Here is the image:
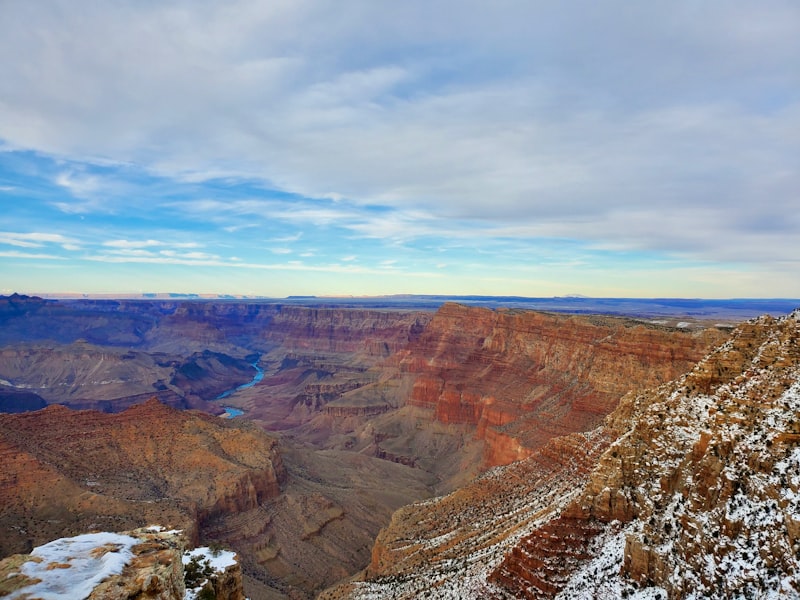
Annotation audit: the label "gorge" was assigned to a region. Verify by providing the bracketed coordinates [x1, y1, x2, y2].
[0, 294, 797, 599]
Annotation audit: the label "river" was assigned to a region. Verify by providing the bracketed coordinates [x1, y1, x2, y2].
[215, 358, 263, 417]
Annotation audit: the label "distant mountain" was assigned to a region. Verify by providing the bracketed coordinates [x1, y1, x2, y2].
[9, 293, 800, 320]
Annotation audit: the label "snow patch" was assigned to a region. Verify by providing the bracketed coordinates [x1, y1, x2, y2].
[8, 532, 139, 600]
[182, 546, 237, 571]
[182, 546, 238, 600]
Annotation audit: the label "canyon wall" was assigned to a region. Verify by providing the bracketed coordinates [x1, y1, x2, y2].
[0, 398, 284, 558]
[490, 309, 800, 598]
[262, 306, 430, 358]
[2, 296, 757, 599]
[397, 303, 727, 466]
[326, 309, 800, 599]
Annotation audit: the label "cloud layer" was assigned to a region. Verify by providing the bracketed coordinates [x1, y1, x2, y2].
[1, 1, 799, 296]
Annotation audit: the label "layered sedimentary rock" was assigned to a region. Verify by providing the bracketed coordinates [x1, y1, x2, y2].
[0, 398, 283, 558]
[319, 430, 611, 600]
[231, 309, 430, 431]
[262, 306, 430, 357]
[491, 309, 800, 598]
[202, 444, 437, 599]
[0, 344, 257, 413]
[2, 297, 760, 599]
[327, 309, 800, 599]
[398, 303, 727, 467]
[0, 296, 431, 359]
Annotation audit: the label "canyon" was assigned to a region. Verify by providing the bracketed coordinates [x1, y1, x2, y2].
[324, 309, 800, 599]
[1, 294, 793, 598]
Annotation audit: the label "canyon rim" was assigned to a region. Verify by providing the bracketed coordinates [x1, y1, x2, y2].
[1, 295, 799, 599]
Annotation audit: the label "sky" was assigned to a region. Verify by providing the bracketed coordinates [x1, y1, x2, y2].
[1, 1, 799, 299]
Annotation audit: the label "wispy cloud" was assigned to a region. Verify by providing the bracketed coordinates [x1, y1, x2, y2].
[271, 232, 303, 243]
[104, 239, 163, 249]
[104, 239, 201, 249]
[0, 232, 79, 248]
[0, 250, 65, 260]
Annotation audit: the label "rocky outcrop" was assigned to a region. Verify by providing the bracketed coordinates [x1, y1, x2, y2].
[0, 344, 256, 410]
[490, 309, 800, 599]
[0, 398, 284, 558]
[0, 343, 176, 403]
[320, 429, 610, 599]
[0, 527, 245, 600]
[397, 303, 727, 467]
[168, 350, 257, 401]
[324, 308, 800, 599]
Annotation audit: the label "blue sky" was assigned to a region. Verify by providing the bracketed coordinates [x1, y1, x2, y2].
[1, 1, 799, 298]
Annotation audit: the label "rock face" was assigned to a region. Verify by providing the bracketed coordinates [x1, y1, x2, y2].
[0, 297, 752, 599]
[397, 303, 727, 467]
[324, 308, 800, 599]
[0, 527, 245, 600]
[0, 398, 284, 558]
[319, 430, 612, 600]
[491, 309, 800, 599]
[0, 344, 258, 413]
[262, 306, 430, 357]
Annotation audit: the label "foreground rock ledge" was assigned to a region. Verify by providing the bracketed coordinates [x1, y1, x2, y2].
[0, 526, 245, 600]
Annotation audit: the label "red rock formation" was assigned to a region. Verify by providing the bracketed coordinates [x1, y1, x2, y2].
[319, 430, 611, 600]
[0, 398, 284, 558]
[325, 310, 800, 600]
[491, 310, 800, 599]
[262, 306, 430, 357]
[397, 303, 727, 467]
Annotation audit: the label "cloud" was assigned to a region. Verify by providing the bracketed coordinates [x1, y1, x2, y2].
[0, 232, 79, 248]
[271, 232, 303, 243]
[104, 239, 163, 249]
[0, 250, 65, 260]
[55, 171, 101, 198]
[1, 1, 799, 293]
[104, 239, 202, 249]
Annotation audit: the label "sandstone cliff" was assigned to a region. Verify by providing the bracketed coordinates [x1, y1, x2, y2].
[396, 303, 727, 467]
[262, 306, 430, 358]
[491, 308, 800, 598]
[319, 429, 612, 599]
[0, 399, 284, 558]
[324, 308, 800, 599]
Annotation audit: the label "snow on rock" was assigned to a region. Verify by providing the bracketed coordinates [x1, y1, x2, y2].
[7, 532, 139, 600]
[183, 546, 238, 571]
[552, 308, 800, 598]
[182, 546, 240, 600]
[325, 308, 800, 600]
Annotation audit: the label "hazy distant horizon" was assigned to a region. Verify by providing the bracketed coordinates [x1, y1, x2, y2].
[2, 2, 798, 298]
[6, 291, 798, 323]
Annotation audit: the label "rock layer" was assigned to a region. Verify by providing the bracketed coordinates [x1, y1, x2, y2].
[491, 309, 800, 598]
[0, 527, 246, 600]
[325, 309, 800, 599]
[398, 303, 727, 467]
[0, 399, 283, 558]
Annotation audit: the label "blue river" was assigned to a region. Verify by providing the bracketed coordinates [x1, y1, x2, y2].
[215, 358, 264, 417]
